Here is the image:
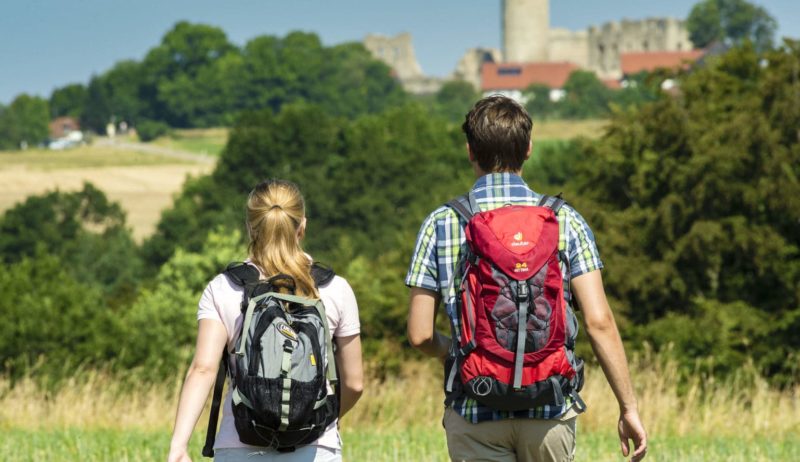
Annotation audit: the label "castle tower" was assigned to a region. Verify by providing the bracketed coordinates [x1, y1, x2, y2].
[503, 0, 550, 62]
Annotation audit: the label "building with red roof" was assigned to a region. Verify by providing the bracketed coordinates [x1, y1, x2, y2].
[481, 61, 579, 101]
[620, 50, 705, 76]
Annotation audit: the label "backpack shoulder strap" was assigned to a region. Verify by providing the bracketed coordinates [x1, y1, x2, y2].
[311, 262, 335, 287]
[537, 193, 566, 215]
[223, 261, 260, 287]
[202, 350, 228, 458]
[446, 192, 480, 222]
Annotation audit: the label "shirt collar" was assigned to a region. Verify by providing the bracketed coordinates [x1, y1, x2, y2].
[471, 172, 528, 191]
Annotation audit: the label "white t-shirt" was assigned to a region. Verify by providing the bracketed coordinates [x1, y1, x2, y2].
[197, 261, 361, 451]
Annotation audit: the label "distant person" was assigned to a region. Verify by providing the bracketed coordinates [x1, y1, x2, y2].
[169, 179, 363, 462]
[406, 96, 647, 462]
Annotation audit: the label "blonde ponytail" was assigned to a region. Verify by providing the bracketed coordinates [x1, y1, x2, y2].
[246, 179, 318, 298]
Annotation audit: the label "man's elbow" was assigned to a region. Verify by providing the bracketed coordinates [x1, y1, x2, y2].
[584, 312, 617, 335]
[407, 328, 433, 349]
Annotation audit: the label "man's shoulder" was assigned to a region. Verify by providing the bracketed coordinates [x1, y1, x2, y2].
[421, 203, 460, 226]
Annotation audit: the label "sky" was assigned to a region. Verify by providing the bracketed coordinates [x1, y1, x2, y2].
[1, 0, 797, 104]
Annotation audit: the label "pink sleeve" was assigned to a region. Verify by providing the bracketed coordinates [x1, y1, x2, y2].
[330, 277, 361, 338]
[197, 280, 223, 323]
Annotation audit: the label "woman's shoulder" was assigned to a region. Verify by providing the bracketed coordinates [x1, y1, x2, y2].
[319, 274, 356, 303]
[204, 270, 245, 298]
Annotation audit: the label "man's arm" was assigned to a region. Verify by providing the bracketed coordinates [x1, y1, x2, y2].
[571, 270, 648, 462]
[407, 287, 451, 359]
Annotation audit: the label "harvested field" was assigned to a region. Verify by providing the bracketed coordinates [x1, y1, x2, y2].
[0, 144, 213, 242]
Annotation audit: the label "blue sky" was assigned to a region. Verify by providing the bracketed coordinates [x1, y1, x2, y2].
[1, 0, 797, 103]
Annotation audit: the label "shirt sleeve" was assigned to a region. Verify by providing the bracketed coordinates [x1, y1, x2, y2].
[404, 212, 440, 291]
[565, 207, 604, 278]
[329, 277, 361, 338]
[197, 279, 223, 323]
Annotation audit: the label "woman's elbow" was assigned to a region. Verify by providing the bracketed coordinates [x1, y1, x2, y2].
[344, 379, 364, 398]
[188, 360, 219, 377]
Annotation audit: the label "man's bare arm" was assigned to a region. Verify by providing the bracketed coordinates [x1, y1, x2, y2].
[572, 270, 647, 461]
[407, 287, 451, 359]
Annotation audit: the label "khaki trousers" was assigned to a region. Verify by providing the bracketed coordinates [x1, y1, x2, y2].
[443, 406, 579, 462]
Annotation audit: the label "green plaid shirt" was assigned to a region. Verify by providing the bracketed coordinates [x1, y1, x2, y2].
[405, 173, 603, 423]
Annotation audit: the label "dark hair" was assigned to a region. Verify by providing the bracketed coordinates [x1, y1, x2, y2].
[461, 95, 533, 173]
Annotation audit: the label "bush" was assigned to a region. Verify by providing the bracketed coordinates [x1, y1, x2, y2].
[136, 120, 171, 142]
[0, 253, 118, 380]
[118, 229, 244, 379]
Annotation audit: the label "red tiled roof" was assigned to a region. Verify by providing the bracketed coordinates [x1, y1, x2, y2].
[49, 116, 80, 139]
[621, 50, 704, 75]
[481, 61, 579, 91]
[602, 78, 622, 90]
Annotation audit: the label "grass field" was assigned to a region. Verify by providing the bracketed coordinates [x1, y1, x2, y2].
[150, 128, 229, 156]
[2, 356, 797, 461]
[0, 144, 213, 241]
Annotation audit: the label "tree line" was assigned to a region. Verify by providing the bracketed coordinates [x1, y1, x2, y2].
[1, 38, 797, 385]
[0, 0, 779, 149]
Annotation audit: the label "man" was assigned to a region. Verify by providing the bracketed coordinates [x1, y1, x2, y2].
[405, 95, 647, 462]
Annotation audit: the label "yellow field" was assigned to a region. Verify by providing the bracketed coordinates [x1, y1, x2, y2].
[533, 119, 608, 141]
[0, 144, 213, 241]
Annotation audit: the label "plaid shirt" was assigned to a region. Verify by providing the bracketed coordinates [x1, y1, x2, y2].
[405, 173, 603, 423]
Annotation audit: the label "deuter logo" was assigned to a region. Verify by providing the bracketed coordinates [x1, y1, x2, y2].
[514, 262, 529, 273]
[510, 231, 530, 247]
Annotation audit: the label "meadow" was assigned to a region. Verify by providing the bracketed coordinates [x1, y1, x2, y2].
[2, 353, 797, 461]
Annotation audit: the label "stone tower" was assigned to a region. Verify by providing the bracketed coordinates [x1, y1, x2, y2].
[503, 0, 550, 62]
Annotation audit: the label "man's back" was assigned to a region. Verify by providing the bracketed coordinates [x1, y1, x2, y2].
[405, 95, 647, 462]
[406, 172, 602, 423]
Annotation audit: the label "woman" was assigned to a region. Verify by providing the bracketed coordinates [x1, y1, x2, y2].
[168, 179, 364, 462]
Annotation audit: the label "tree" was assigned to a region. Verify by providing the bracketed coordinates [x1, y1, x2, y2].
[687, 0, 777, 51]
[0, 183, 142, 296]
[119, 229, 244, 379]
[82, 61, 148, 132]
[432, 80, 480, 123]
[523, 84, 557, 119]
[560, 71, 613, 119]
[572, 41, 800, 381]
[49, 83, 88, 119]
[0, 253, 117, 379]
[0, 94, 50, 149]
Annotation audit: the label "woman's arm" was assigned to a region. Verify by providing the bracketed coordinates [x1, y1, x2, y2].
[168, 319, 228, 462]
[333, 333, 363, 417]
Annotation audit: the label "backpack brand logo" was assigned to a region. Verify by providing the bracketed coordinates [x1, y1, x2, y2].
[276, 322, 298, 341]
[511, 231, 530, 247]
[514, 262, 529, 273]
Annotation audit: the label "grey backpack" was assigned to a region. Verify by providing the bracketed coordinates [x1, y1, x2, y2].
[203, 262, 338, 457]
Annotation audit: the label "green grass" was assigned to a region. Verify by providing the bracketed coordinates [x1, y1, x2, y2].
[3, 427, 797, 461]
[151, 128, 228, 156]
[0, 145, 193, 170]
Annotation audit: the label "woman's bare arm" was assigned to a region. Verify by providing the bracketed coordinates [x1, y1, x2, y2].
[334, 333, 363, 417]
[168, 319, 228, 462]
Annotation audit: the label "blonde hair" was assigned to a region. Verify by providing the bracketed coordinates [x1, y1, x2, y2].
[246, 179, 318, 298]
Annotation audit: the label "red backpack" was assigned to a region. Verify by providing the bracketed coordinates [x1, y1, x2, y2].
[445, 193, 585, 411]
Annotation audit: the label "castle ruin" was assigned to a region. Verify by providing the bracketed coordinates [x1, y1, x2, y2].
[364, 0, 696, 94]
